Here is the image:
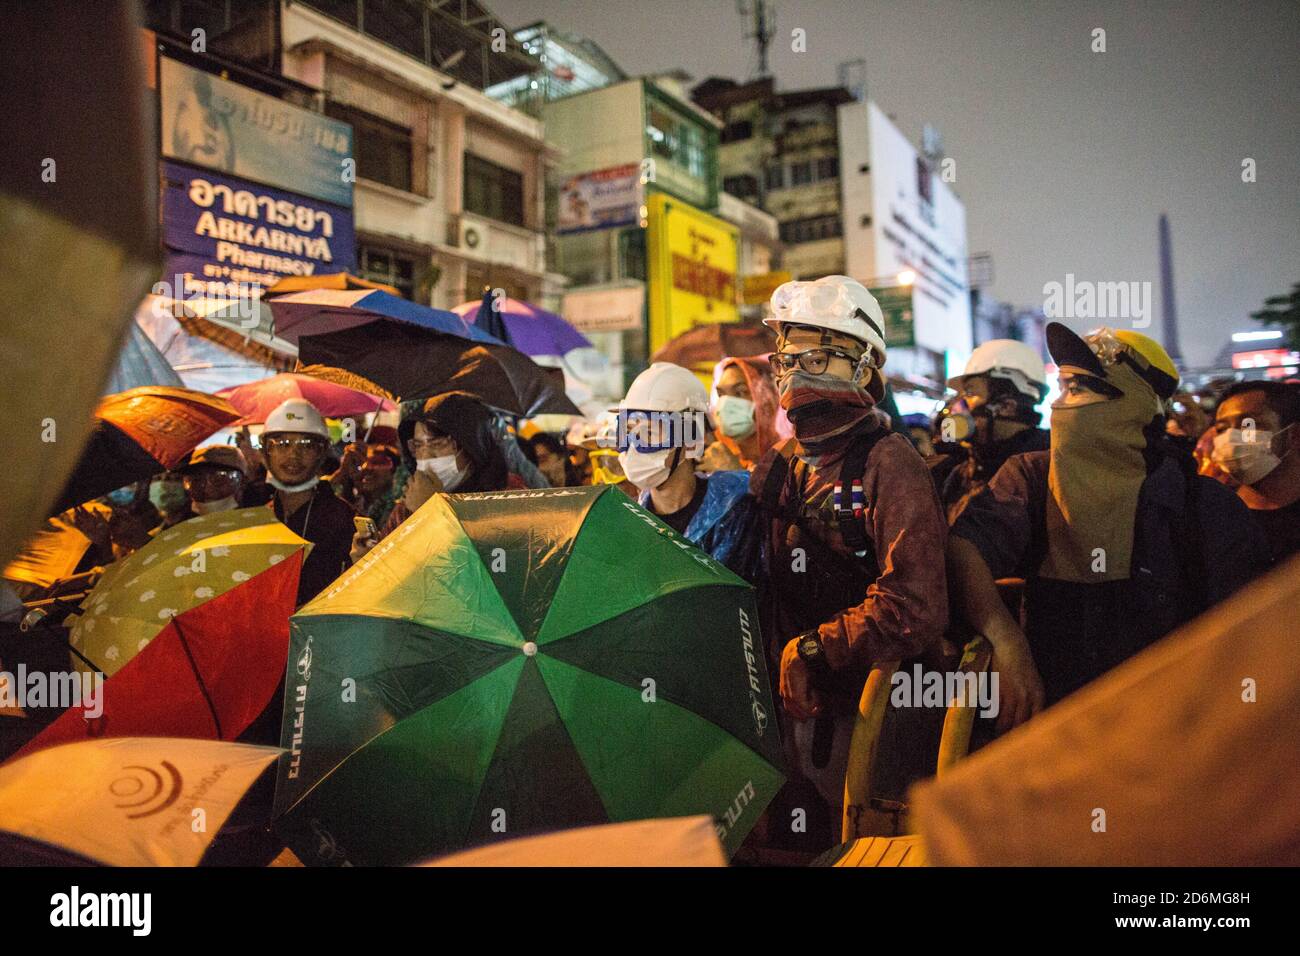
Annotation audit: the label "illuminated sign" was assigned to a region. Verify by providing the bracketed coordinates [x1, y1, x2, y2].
[645, 193, 739, 350]
[1232, 348, 1300, 370]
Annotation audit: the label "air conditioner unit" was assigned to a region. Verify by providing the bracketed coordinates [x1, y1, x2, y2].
[459, 217, 484, 253]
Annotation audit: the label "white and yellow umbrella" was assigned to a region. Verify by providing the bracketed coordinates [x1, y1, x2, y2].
[70, 508, 308, 678]
[0, 737, 280, 866]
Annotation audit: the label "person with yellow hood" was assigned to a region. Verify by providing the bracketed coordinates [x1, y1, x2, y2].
[946, 323, 1267, 730]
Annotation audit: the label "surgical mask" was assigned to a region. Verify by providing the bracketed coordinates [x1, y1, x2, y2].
[267, 474, 320, 494]
[105, 486, 136, 507]
[715, 395, 756, 439]
[619, 447, 675, 490]
[149, 480, 187, 513]
[417, 455, 466, 492]
[1212, 427, 1288, 485]
[192, 495, 238, 515]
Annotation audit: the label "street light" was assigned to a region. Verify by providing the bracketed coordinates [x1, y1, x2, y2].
[896, 269, 917, 286]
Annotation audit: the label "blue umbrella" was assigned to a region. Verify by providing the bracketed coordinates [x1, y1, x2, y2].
[104, 321, 184, 394]
[266, 289, 502, 346]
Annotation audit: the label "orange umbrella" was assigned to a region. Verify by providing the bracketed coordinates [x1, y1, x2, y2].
[267, 273, 400, 297]
[50, 387, 238, 514]
[650, 320, 776, 373]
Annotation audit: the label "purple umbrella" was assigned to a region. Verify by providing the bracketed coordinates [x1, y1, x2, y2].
[451, 297, 592, 358]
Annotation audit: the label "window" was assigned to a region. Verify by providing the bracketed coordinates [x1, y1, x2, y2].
[790, 161, 813, 186]
[464, 153, 525, 227]
[917, 156, 935, 206]
[359, 246, 416, 300]
[721, 120, 753, 143]
[325, 102, 412, 192]
[646, 104, 706, 179]
[618, 229, 646, 281]
[817, 156, 838, 180]
[765, 164, 784, 190]
[723, 174, 758, 199]
[779, 215, 843, 244]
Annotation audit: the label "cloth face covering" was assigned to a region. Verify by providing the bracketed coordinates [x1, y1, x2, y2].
[777, 369, 878, 459]
[1041, 360, 1160, 583]
[1212, 426, 1289, 486]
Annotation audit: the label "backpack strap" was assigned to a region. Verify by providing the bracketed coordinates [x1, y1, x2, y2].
[758, 437, 801, 516]
[832, 427, 889, 557]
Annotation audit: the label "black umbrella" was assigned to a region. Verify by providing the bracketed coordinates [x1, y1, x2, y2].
[297, 322, 580, 418]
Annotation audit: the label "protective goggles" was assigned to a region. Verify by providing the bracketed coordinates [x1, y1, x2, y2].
[588, 448, 626, 484]
[615, 408, 707, 453]
[263, 435, 327, 453]
[1084, 329, 1177, 400]
[181, 468, 242, 487]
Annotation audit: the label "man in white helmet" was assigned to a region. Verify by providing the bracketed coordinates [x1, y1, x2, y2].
[615, 362, 761, 578]
[262, 398, 356, 607]
[931, 339, 1051, 524]
[751, 275, 949, 840]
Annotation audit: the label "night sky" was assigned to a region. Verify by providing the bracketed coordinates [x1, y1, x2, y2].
[489, 0, 1300, 366]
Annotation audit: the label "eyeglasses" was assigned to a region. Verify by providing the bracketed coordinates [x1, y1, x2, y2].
[769, 347, 864, 376]
[408, 432, 453, 451]
[263, 436, 325, 453]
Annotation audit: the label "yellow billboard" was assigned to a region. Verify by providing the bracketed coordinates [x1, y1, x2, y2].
[645, 192, 740, 352]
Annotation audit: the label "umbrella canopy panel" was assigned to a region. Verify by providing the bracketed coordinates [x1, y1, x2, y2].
[50, 387, 239, 514]
[0, 737, 280, 867]
[276, 485, 783, 864]
[217, 372, 394, 425]
[69, 507, 309, 679]
[297, 321, 580, 417]
[451, 297, 592, 358]
[268, 289, 498, 346]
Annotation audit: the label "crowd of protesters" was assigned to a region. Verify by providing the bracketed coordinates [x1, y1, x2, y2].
[3, 274, 1297, 858]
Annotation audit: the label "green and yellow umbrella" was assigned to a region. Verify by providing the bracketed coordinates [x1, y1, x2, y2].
[70, 508, 309, 678]
[274, 485, 784, 865]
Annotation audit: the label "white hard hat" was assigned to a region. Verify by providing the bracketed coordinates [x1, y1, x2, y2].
[947, 339, 1048, 401]
[264, 398, 330, 438]
[763, 275, 888, 368]
[618, 363, 709, 414]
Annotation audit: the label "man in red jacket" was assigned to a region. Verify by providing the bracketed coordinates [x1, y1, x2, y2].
[752, 276, 949, 836]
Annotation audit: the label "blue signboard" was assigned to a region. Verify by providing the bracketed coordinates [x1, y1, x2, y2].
[161, 160, 355, 299]
[160, 56, 353, 208]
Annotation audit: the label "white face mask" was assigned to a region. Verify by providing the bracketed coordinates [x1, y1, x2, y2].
[192, 495, 238, 515]
[715, 394, 757, 439]
[1212, 426, 1289, 485]
[619, 447, 675, 490]
[267, 474, 320, 494]
[417, 455, 466, 492]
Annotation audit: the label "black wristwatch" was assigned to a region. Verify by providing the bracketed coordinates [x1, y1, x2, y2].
[795, 630, 832, 683]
